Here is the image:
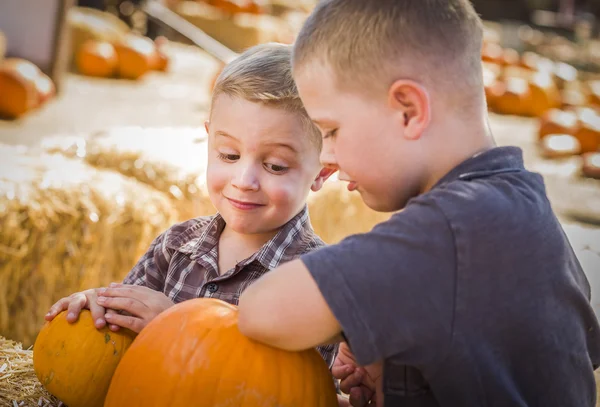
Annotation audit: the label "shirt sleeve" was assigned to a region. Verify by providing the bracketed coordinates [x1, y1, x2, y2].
[122, 230, 172, 291]
[301, 198, 456, 367]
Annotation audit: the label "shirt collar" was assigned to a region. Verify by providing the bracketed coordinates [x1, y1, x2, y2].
[179, 205, 316, 269]
[433, 146, 525, 189]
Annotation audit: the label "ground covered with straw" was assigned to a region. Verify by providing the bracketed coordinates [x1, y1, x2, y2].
[0, 337, 61, 407]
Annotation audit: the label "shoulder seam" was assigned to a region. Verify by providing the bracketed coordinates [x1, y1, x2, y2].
[427, 198, 459, 376]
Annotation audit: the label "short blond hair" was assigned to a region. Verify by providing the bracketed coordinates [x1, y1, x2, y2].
[212, 43, 321, 148]
[293, 0, 485, 107]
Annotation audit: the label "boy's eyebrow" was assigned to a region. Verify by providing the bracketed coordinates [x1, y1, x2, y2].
[262, 141, 298, 154]
[215, 130, 238, 140]
[311, 118, 337, 127]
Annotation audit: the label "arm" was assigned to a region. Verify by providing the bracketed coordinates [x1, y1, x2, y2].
[238, 259, 342, 350]
[238, 198, 456, 367]
[45, 231, 170, 328]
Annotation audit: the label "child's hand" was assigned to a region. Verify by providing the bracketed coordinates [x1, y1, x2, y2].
[332, 342, 383, 406]
[96, 283, 174, 333]
[45, 288, 115, 329]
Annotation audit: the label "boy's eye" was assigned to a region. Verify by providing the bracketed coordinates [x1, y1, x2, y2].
[218, 153, 240, 162]
[324, 128, 338, 139]
[264, 163, 289, 174]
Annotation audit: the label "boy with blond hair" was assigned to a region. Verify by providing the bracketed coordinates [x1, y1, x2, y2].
[46, 43, 338, 367]
[238, 1, 600, 406]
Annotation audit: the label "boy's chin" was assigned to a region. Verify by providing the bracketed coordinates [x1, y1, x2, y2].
[361, 190, 412, 213]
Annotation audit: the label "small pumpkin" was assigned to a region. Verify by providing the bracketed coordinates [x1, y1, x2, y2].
[114, 34, 156, 80]
[538, 109, 578, 140]
[208, 0, 263, 15]
[76, 40, 118, 78]
[152, 36, 170, 72]
[574, 108, 600, 153]
[0, 58, 40, 118]
[539, 134, 581, 159]
[34, 72, 56, 106]
[33, 310, 136, 407]
[104, 298, 338, 407]
[493, 77, 533, 116]
[527, 72, 561, 117]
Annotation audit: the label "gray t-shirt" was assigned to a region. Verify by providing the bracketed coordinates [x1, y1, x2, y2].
[302, 146, 600, 406]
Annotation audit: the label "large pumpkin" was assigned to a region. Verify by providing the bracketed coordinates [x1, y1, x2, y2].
[0, 58, 40, 118]
[33, 310, 136, 407]
[105, 298, 338, 407]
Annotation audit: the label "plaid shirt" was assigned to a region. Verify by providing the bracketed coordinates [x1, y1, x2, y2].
[123, 205, 338, 368]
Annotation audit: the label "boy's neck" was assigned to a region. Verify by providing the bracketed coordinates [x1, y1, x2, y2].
[218, 224, 280, 266]
[421, 110, 495, 193]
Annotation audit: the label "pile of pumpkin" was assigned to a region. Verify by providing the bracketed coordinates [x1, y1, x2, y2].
[76, 35, 169, 80]
[0, 58, 56, 119]
[481, 38, 600, 180]
[69, 7, 170, 80]
[31, 298, 337, 407]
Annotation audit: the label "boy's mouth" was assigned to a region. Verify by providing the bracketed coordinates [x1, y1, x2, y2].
[347, 181, 358, 192]
[226, 197, 265, 210]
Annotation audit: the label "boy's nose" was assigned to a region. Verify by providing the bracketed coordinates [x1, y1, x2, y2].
[231, 165, 260, 191]
[319, 144, 338, 169]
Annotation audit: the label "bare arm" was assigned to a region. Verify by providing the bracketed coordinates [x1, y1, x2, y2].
[238, 259, 342, 350]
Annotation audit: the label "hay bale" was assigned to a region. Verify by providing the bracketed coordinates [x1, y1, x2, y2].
[0, 144, 177, 347]
[41, 126, 215, 221]
[0, 337, 60, 407]
[308, 176, 393, 244]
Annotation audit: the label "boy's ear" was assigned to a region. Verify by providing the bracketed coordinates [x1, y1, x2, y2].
[387, 79, 431, 141]
[311, 167, 336, 192]
[204, 120, 210, 134]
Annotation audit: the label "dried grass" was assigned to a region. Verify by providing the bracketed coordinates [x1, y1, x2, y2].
[41, 126, 215, 221]
[0, 144, 177, 347]
[0, 337, 60, 407]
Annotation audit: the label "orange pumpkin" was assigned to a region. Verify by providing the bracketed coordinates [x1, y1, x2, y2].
[539, 134, 581, 158]
[527, 72, 561, 117]
[493, 77, 533, 116]
[538, 108, 578, 140]
[481, 42, 503, 65]
[0, 58, 40, 118]
[588, 80, 600, 107]
[152, 36, 170, 72]
[582, 152, 600, 179]
[209, 0, 263, 15]
[105, 298, 338, 407]
[76, 40, 118, 78]
[574, 108, 600, 153]
[114, 35, 156, 80]
[34, 72, 56, 106]
[33, 310, 136, 407]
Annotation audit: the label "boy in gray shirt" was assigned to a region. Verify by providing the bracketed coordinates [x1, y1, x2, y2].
[237, 1, 600, 406]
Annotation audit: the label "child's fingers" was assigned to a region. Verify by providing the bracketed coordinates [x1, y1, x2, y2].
[348, 386, 369, 407]
[340, 369, 365, 394]
[65, 293, 87, 323]
[87, 293, 107, 329]
[97, 296, 148, 318]
[332, 364, 356, 380]
[45, 297, 70, 320]
[104, 312, 145, 333]
[106, 309, 121, 332]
